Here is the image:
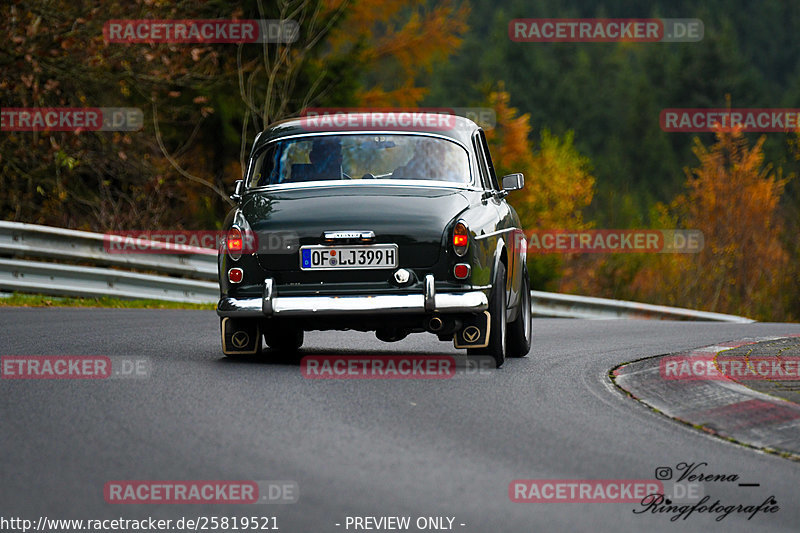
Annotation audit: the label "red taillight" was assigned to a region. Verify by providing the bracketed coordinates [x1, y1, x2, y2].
[227, 227, 243, 260]
[228, 267, 243, 283]
[453, 263, 470, 279]
[453, 221, 469, 256]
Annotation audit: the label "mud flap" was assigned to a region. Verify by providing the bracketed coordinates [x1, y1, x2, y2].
[221, 317, 262, 355]
[453, 311, 490, 349]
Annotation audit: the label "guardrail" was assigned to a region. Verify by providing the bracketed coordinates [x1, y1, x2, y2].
[0, 221, 755, 321]
[530, 291, 753, 323]
[0, 221, 217, 304]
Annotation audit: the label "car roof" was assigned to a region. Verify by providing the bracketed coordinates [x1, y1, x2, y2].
[252, 112, 481, 152]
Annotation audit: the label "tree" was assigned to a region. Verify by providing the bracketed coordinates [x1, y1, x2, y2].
[483, 85, 595, 289]
[325, 0, 470, 106]
[622, 128, 792, 320]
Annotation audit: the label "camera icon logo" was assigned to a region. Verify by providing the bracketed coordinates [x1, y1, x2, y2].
[655, 467, 673, 480]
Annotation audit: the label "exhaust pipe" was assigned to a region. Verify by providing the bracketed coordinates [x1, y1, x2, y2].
[428, 316, 444, 332]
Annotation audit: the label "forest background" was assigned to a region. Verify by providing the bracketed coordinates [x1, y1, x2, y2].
[2, 0, 799, 320]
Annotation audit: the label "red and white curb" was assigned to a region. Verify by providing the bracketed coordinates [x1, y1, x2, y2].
[612, 336, 800, 459]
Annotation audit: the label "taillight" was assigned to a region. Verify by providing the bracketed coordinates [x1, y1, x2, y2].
[227, 227, 243, 260]
[453, 263, 470, 279]
[453, 221, 469, 256]
[228, 267, 243, 283]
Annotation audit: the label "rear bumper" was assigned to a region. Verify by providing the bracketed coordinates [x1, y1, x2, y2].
[217, 275, 488, 318]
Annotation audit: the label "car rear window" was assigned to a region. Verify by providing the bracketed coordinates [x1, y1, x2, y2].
[247, 134, 471, 187]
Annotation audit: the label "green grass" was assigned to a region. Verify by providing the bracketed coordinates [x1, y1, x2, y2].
[0, 292, 215, 310]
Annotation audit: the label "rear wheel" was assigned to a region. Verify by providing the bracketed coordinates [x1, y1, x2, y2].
[507, 264, 532, 357]
[469, 262, 506, 368]
[264, 325, 304, 352]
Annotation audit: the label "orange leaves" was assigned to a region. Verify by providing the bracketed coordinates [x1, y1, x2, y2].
[356, 85, 429, 108]
[485, 85, 595, 232]
[370, 3, 469, 74]
[486, 89, 534, 172]
[672, 130, 789, 317]
[619, 129, 792, 319]
[326, 0, 470, 106]
[560, 126, 794, 321]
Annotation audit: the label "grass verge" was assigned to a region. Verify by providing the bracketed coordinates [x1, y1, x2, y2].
[0, 292, 215, 310]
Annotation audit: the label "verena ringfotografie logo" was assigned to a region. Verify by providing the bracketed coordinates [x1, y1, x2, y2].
[1, 108, 143, 132]
[301, 355, 458, 379]
[510, 480, 664, 503]
[660, 355, 800, 381]
[661, 109, 800, 132]
[509, 19, 703, 43]
[511, 464, 778, 521]
[103, 19, 298, 44]
[299, 108, 496, 131]
[104, 480, 298, 504]
[1, 356, 150, 379]
[520, 230, 703, 254]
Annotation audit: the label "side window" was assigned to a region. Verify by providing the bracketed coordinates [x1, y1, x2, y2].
[477, 130, 500, 190]
[472, 133, 492, 190]
[247, 144, 282, 187]
[246, 150, 267, 188]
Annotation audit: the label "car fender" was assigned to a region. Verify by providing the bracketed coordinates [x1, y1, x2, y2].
[490, 237, 508, 304]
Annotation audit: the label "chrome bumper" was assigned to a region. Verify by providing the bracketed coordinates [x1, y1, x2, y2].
[217, 275, 488, 318]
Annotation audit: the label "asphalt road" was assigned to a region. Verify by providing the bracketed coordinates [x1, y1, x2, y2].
[2, 308, 800, 532]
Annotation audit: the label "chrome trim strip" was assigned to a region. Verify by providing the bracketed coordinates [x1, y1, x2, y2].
[256, 130, 471, 152]
[216, 291, 488, 317]
[323, 230, 375, 241]
[474, 227, 518, 240]
[245, 180, 480, 193]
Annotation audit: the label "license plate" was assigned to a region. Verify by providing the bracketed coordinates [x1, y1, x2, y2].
[300, 244, 398, 270]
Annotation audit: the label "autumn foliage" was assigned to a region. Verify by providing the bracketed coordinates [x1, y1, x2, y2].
[672, 130, 790, 317]
[2, 1, 799, 321]
[564, 128, 793, 321]
[325, 0, 470, 106]
[0, 0, 469, 230]
[485, 86, 595, 231]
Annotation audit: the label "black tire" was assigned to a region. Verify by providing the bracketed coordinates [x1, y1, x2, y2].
[264, 325, 304, 352]
[469, 262, 507, 368]
[507, 264, 532, 357]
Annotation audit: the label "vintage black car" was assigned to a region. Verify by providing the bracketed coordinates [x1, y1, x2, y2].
[216, 112, 531, 367]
